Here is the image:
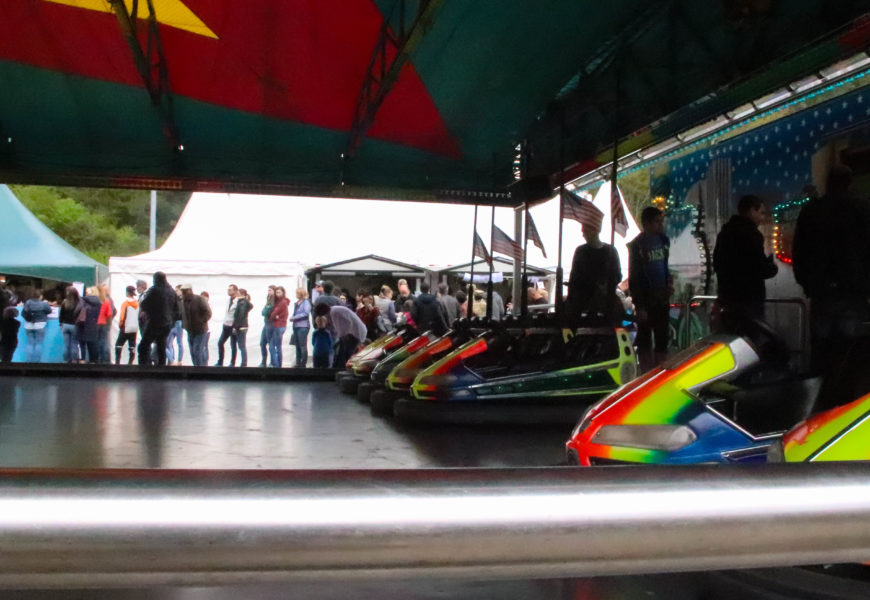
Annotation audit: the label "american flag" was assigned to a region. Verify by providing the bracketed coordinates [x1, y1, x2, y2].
[472, 230, 492, 267]
[492, 225, 523, 261]
[611, 183, 629, 237]
[562, 190, 603, 231]
[525, 211, 547, 258]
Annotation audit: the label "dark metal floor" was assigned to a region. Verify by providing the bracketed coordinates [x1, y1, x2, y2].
[0, 377, 851, 599]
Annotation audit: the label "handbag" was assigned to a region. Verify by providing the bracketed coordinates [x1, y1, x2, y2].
[289, 330, 297, 345]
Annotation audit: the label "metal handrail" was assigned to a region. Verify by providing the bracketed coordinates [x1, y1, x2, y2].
[0, 465, 869, 587]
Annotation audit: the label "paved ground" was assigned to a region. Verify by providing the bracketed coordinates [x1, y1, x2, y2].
[0, 376, 850, 599]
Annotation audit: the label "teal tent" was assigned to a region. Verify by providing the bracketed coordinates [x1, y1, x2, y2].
[0, 185, 108, 286]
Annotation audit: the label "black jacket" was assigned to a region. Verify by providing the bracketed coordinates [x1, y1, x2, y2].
[793, 193, 870, 300]
[411, 293, 448, 336]
[713, 215, 778, 305]
[232, 298, 253, 329]
[567, 243, 622, 325]
[140, 283, 179, 331]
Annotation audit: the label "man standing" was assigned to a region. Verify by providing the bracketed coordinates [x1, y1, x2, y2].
[394, 278, 412, 314]
[411, 282, 449, 335]
[713, 195, 778, 324]
[793, 165, 870, 374]
[136, 279, 148, 301]
[137, 272, 178, 366]
[180, 284, 212, 366]
[628, 207, 672, 369]
[569, 223, 621, 328]
[311, 281, 324, 304]
[437, 282, 459, 324]
[214, 283, 239, 366]
[314, 280, 340, 309]
[375, 285, 398, 329]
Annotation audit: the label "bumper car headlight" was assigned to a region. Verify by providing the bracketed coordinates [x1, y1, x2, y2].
[766, 439, 785, 463]
[592, 424, 697, 451]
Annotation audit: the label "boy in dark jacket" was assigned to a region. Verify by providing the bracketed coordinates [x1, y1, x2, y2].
[0, 307, 21, 362]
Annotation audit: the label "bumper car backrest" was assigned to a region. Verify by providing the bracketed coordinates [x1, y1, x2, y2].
[720, 310, 790, 368]
[813, 334, 870, 413]
[730, 375, 823, 436]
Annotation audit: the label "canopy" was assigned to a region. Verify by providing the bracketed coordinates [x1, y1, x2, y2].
[0, 184, 108, 285]
[2, 1, 869, 198]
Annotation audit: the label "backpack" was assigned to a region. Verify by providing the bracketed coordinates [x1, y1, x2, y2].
[124, 305, 139, 334]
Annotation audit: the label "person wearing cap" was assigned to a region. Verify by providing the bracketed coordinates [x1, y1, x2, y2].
[180, 284, 211, 367]
[114, 285, 139, 364]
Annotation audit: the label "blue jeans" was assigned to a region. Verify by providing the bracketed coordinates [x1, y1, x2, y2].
[292, 327, 309, 367]
[259, 323, 273, 366]
[165, 320, 183, 363]
[61, 323, 79, 363]
[188, 332, 208, 366]
[230, 328, 248, 366]
[25, 327, 46, 362]
[97, 324, 110, 364]
[269, 326, 285, 367]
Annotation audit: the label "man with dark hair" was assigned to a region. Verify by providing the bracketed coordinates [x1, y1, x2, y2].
[437, 282, 460, 324]
[713, 194, 778, 323]
[137, 271, 179, 366]
[314, 280, 339, 308]
[411, 281, 449, 335]
[793, 165, 870, 373]
[180, 284, 212, 367]
[214, 283, 239, 366]
[628, 207, 671, 369]
[569, 222, 622, 328]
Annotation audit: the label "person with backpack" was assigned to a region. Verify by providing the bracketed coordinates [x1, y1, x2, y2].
[114, 285, 139, 365]
[374, 285, 397, 332]
[58, 286, 81, 363]
[21, 289, 52, 363]
[290, 287, 312, 368]
[137, 272, 179, 367]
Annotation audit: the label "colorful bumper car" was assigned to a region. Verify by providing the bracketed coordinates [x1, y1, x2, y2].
[356, 330, 441, 403]
[565, 316, 829, 465]
[336, 325, 418, 394]
[393, 314, 637, 424]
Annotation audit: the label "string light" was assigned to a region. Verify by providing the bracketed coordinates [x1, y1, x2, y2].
[771, 196, 811, 264]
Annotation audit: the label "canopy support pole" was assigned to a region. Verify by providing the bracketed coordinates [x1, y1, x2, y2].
[346, 0, 444, 157]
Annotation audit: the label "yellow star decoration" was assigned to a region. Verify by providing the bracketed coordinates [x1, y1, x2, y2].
[44, 0, 218, 39]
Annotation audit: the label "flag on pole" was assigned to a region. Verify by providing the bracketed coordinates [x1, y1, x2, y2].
[492, 225, 523, 261]
[562, 190, 603, 231]
[524, 211, 547, 259]
[473, 230, 492, 267]
[611, 182, 629, 237]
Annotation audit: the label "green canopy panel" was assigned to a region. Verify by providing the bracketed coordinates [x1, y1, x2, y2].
[0, 1, 869, 198]
[0, 185, 108, 286]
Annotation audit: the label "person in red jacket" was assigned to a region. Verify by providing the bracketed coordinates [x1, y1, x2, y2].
[268, 286, 290, 367]
[96, 283, 116, 364]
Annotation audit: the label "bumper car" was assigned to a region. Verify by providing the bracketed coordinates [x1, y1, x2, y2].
[357, 330, 441, 403]
[565, 316, 827, 466]
[369, 318, 487, 416]
[394, 314, 637, 425]
[336, 325, 418, 394]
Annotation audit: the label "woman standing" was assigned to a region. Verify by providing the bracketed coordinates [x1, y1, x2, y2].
[77, 287, 103, 363]
[96, 284, 116, 364]
[258, 285, 275, 367]
[230, 288, 253, 367]
[291, 288, 312, 367]
[58, 286, 81, 363]
[22, 290, 52, 362]
[355, 292, 380, 342]
[268, 286, 290, 368]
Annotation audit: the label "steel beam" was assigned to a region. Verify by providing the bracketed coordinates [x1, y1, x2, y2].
[346, 0, 444, 157]
[0, 464, 869, 587]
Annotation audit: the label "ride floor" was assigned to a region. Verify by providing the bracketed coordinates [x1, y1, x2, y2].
[0, 375, 863, 599]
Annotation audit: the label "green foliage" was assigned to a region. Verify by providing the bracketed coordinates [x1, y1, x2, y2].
[9, 186, 190, 264]
[617, 169, 654, 221]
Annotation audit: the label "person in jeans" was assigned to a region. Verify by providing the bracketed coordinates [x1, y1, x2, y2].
[258, 285, 275, 367]
[180, 284, 211, 366]
[115, 285, 139, 365]
[165, 285, 184, 365]
[291, 288, 312, 367]
[268, 286, 290, 367]
[215, 284, 239, 366]
[58, 286, 81, 363]
[22, 290, 52, 363]
[96, 283, 116, 364]
[229, 288, 253, 367]
[77, 288, 102, 363]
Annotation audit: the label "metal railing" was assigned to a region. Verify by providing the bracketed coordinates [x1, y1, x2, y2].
[0, 464, 869, 587]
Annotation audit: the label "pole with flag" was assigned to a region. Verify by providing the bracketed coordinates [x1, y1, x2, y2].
[467, 205, 479, 319]
[521, 204, 530, 319]
[556, 114, 565, 313]
[487, 206, 495, 318]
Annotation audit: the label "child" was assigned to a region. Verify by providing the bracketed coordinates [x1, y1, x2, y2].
[0, 307, 21, 362]
[311, 315, 333, 368]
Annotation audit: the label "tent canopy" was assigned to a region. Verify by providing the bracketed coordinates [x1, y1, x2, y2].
[306, 255, 427, 280]
[2, 1, 869, 200]
[0, 185, 107, 285]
